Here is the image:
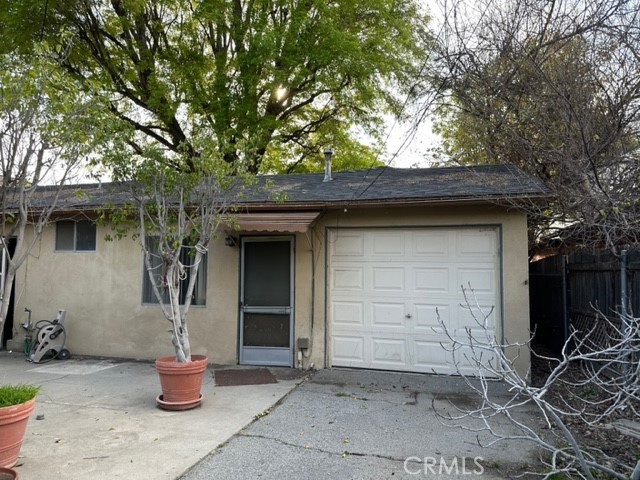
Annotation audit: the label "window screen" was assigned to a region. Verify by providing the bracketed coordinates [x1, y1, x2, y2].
[142, 237, 207, 306]
[76, 221, 97, 251]
[55, 221, 75, 251]
[55, 220, 96, 251]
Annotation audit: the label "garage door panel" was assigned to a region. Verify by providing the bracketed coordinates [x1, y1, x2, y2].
[372, 233, 405, 256]
[414, 267, 450, 293]
[415, 304, 448, 331]
[330, 228, 500, 376]
[454, 330, 496, 349]
[333, 302, 364, 327]
[456, 230, 497, 257]
[450, 343, 498, 375]
[457, 303, 497, 330]
[371, 338, 407, 366]
[333, 335, 365, 365]
[372, 267, 405, 291]
[413, 340, 453, 373]
[413, 232, 450, 257]
[333, 267, 364, 290]
[333, 233, 365, 256]
[371, 302, 407, 328]
[456, 268, 496, 294]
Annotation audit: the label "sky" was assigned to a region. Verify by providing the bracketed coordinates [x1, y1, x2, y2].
[384, 118, 442, 168]
[382, 0, 445, 169]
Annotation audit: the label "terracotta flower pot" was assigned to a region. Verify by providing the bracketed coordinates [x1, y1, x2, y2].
[155, 355, 208, 411]
[0, 398, 36, 468]
[0, 467, 19, 480]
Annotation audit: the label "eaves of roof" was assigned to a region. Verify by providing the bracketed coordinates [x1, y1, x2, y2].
[25, 164, 552, 214]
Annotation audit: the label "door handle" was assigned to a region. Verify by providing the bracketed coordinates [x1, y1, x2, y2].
[405, 313, 412, 319]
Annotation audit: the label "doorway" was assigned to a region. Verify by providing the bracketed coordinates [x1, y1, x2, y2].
[239, 237, 294, 366]
[1, 238, 17, 348]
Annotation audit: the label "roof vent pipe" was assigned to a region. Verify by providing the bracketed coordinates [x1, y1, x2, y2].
[323, 148, 334, 182]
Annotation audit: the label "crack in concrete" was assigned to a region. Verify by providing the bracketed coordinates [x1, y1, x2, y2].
[237, 432, 409, 464]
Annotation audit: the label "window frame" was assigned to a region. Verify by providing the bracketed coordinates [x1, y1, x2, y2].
[55, 220, 97, 252]
[141, 237, 208, 307]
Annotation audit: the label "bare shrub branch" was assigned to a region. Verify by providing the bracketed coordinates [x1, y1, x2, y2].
[433, 285, 640, 479]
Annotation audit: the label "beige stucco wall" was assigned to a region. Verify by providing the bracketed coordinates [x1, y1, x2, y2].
[9, 202, 530, 376]
[12, 225, 242, 363]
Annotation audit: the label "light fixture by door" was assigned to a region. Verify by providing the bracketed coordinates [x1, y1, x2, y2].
[224, 235, 238, 247]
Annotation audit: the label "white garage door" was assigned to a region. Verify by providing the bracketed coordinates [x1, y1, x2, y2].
[329, 227, 500, 375]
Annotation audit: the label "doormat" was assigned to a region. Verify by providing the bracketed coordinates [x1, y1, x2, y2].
[214, 368, 278, 387]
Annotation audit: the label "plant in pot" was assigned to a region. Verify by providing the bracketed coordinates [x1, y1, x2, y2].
[125, 160, 243, 411]
[0, 384, 40, 470]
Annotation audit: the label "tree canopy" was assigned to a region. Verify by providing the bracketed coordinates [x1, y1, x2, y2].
[0, 50, 101, 343]
[0, 0, 430, 176]
[428, 0, 640, 251]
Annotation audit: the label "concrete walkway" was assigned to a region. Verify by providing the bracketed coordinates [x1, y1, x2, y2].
[0, 352, 302, 479]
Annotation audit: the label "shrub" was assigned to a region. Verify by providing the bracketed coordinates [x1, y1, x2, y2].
[0, 385, 40, 407]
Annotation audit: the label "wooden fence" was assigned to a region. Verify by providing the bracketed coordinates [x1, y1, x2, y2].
[529, 249, 640, 353]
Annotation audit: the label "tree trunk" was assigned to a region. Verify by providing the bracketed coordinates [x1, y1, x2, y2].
[166, 262, 191, 362]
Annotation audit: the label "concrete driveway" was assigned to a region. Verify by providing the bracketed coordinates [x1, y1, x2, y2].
[180, 369, 542, 479]
[1, 352, 542, 479]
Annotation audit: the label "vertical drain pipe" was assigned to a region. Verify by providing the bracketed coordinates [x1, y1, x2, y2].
[323, 149, 334, 182]
[322, 148, 333, 370]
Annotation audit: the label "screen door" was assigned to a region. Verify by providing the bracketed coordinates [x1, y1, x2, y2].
[239, 237, 293, 366]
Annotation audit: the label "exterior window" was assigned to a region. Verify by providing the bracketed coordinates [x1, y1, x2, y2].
[142, 237, 207, 306]
[55, 220, 96, 251]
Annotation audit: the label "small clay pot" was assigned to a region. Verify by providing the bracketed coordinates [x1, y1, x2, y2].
[0, 467, 19, 480]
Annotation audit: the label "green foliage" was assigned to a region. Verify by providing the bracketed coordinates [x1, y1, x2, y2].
[0, 0, 431, 175]
[435, 36, 614, 169]
[98, 203, 138, 242]
[0, 47, 117, 179]
[261, 126, 385, 174]
[0, 384, 40, 407]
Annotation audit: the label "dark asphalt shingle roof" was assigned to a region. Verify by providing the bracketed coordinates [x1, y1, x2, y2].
[244, 164, 549, 204]
[32, 164, 550, 211]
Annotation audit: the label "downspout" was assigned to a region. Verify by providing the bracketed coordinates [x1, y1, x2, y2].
[321, 149, 333, 368]
[310, 231, 315, 331]
[307, 230, 316, 369]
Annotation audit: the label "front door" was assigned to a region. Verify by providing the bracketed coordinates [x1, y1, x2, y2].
[239, 237, 294, 366]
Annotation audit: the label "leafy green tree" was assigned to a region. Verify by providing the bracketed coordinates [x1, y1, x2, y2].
[0, 51, 99, 345]
[1, 0, 430, 174]
[261, 118, 384, 173]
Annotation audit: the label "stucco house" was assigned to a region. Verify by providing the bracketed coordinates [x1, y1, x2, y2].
[3, 165, 549, 377]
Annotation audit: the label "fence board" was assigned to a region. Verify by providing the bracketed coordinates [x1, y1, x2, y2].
[529, 248, 639, 354]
